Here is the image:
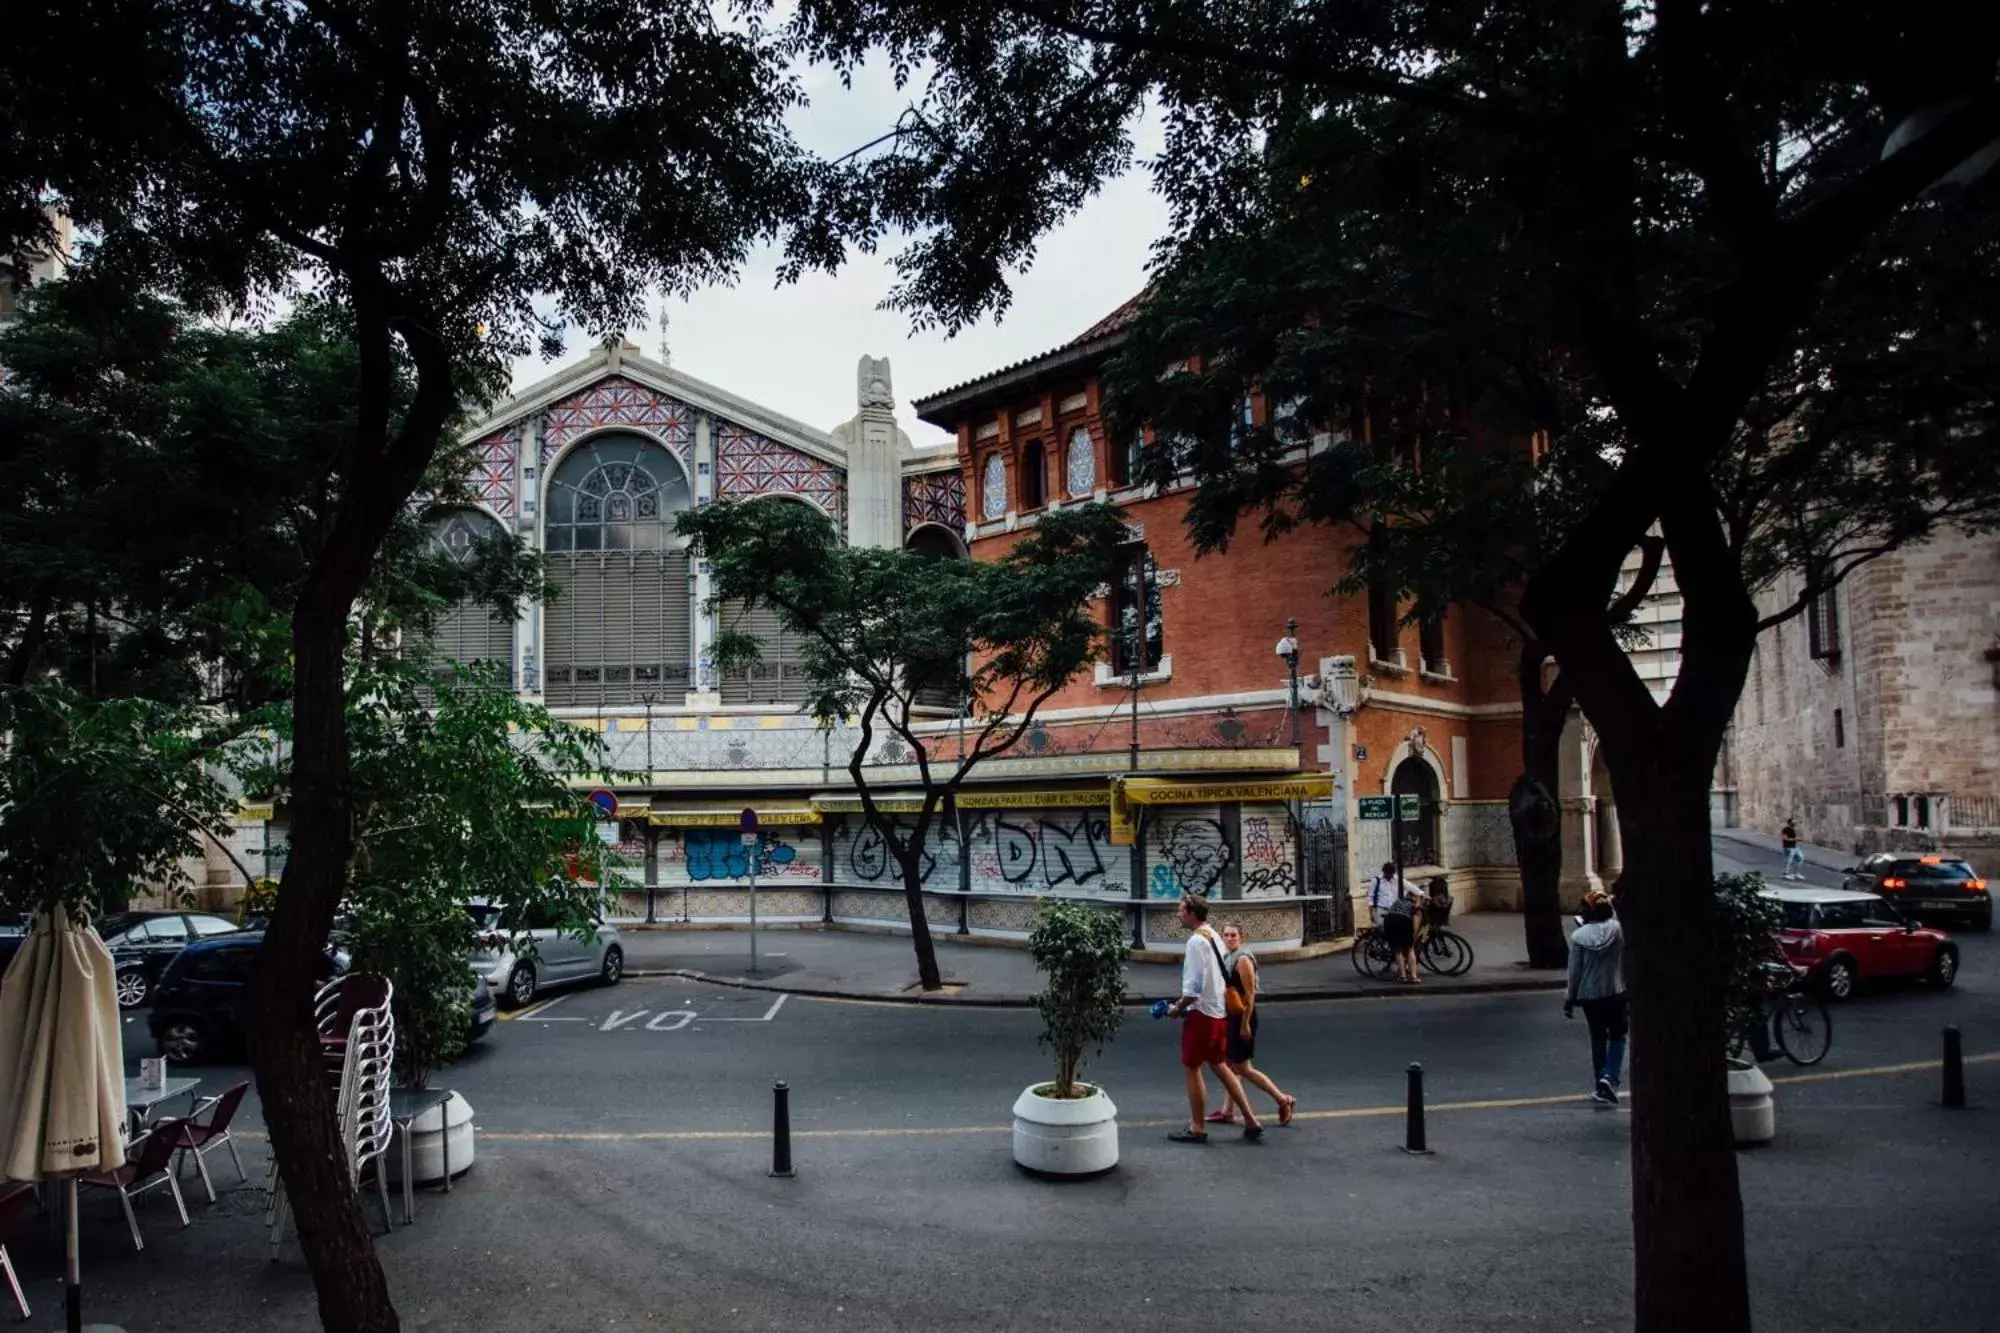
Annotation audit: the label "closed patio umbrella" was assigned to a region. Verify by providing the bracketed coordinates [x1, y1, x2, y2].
[0, 909, 128, 1333]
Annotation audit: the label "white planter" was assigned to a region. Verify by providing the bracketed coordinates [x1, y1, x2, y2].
[387, 1090, 477, 1184]
[1726, 1058, 1775, 1146]
[1012, 1082, 1119, 1176]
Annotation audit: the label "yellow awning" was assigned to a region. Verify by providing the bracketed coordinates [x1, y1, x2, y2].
[811, 788, 1109, 815]
[648, 804, 822, 828]
[1117, 775, 1335, 806]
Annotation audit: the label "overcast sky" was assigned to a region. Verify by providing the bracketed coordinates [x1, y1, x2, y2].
[506, 57, 1169, 450]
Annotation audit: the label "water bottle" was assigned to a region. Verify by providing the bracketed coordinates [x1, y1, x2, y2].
[1149, 999, 1172, 1020]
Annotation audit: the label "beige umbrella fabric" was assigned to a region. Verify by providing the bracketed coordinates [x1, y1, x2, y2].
[0, 910, 127, 1180]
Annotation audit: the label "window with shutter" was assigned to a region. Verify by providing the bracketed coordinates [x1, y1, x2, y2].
[423, 509, 516, 689]
[543, 433, 693, 705]
[718, 598, 812, 705]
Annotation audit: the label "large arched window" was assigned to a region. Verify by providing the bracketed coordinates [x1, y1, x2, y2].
[425, 509, 516, 688]
[905, 525, 971, 709]
[543, 433, 693, 707]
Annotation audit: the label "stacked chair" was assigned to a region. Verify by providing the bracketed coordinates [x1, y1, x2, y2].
[266, 975, 396, 1255]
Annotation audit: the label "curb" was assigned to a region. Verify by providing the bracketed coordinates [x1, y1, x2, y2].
[626, 967, 1565, 1009]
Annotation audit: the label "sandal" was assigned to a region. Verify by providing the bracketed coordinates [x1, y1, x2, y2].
[1205, 1109, 1238, 1124]
[1167, 1129, 1210, 1144]
[1278, 1095, 1296, 1127]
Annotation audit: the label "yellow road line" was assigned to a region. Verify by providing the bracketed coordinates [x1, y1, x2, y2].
[498, 993, 568, 1022]
[238, 1049, 1997, 1144]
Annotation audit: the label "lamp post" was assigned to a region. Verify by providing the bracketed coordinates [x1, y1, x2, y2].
[1275, 618, 1301, 748]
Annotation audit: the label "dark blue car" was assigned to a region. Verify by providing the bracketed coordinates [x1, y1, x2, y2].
[148, 933, 496, 1064]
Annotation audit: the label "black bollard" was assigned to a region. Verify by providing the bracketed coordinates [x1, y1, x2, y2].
[1943, 1027, 1966, 1109]
[770, 1080, 797, 1177]
[1402, 1062, 1433, 1155]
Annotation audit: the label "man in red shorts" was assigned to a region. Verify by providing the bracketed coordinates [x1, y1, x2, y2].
[1167, 893, 1263, 1142]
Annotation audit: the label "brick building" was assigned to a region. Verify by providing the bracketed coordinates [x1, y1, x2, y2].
[202, 308, 1540, 946]
[1730, 528, 2000, 858]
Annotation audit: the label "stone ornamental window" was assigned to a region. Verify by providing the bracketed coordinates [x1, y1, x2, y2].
[1065, 426, 1096, 497]
[981, 452, 1007, 520]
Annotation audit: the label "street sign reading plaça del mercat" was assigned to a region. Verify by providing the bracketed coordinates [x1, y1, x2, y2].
[1358, 795, 1424, 820]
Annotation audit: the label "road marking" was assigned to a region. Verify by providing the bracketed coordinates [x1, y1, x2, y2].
[646, 1010, 695, 1032]
[600, 1009, 650, 1031]
[701, 994, 788, 1023]
[500, 993, 570, 1022]
[470, 1050, 2000, 1143]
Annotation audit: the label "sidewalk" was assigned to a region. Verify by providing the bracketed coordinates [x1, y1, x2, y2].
[1712, 827, 1857, 876]
[618, 910, 1558, 1006]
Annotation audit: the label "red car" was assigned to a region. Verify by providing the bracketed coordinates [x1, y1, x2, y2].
[1767, 887, 1959, 1000]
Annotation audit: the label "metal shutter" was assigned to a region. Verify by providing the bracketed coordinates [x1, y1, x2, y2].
[430, 599, 516, 688]
[717, 598, 811, 706]
[545, 548, 691, 707]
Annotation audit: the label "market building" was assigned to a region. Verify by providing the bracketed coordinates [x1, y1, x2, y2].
[208, 307, 1545, 947]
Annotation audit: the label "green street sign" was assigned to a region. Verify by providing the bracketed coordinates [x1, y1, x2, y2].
[1400, 793, 1422, 819]
[1357, 796, 1393, 820]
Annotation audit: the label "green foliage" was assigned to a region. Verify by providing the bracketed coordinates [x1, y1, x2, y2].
[1028, 897, 1128, 1098]
[1715, 872, 1786, 1055]
[334, 661, 616, 1087]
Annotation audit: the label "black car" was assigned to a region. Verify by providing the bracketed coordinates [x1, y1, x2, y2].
[147, 933, 343, 1064]
[98, 910, 246, 1009]
[1843, 854, 1991, 931]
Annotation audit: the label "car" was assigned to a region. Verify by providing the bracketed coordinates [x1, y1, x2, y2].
[1766, 886, 1959, 1000]
[97, 909, 246, 1008]
[467, 899, 623, 1008]
[147, 933, 344, 1064]
[1842, 853, 1990, 931]
[467, 973, 498, 1044]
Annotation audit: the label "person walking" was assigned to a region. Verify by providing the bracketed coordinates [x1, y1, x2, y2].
[1781, 818, 1804, 880]
[1166, 895, 1263, 1143]
[1203, 920, 1297, 1128]
[1564, 891, 1627, 1105]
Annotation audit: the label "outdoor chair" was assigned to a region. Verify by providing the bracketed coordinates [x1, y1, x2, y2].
[171, 1081, 250, 1203]
[0, 1182, 35, 1320]
[80, 1119, 192, 1251]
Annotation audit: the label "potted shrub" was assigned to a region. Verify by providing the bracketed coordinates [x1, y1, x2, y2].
[1013, 898, 1127, 1176]
[1717, 871, 1783, 1145]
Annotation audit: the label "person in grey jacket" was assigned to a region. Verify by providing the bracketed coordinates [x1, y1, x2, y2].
[1564, 892, 1627, 1106]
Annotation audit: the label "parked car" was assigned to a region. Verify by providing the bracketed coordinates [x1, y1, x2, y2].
[98, 910, 246, 1009]
[1842, 853, 1990, 931]
[467, 899, 623, 1008]
[1767, 886, 1959, 999]
[148, 933, 344, 1064]
[467, 973, 498, 1044]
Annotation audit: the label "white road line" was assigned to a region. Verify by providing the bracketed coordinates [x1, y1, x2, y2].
[520, 1016, 588, 1023]
[701, 993, 789, 1023]
[645, 1010, 694, 1031]
[599, 1009, 650, 1031]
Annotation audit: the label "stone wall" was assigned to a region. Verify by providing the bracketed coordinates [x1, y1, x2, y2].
[1730, 530, 2000, 853]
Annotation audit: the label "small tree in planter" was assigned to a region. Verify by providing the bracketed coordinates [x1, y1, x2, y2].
[1015, 898, 1128, 1175]
[1030, 898, 1128, 1098]
[1714, 872, 1784, 1145]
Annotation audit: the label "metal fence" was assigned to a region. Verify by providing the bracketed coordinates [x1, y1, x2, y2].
[1301, 824, 1352, 943]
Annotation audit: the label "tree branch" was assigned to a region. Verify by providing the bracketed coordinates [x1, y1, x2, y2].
[1655, 0, 1772, 248]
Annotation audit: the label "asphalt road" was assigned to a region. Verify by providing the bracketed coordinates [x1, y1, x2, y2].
[39, 839, 1999, 1333]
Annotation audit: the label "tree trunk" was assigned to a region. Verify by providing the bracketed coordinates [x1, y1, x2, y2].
[1511, 642, 1573, 969]
[1611, 738, 1749, 1333]
[900, 851, 944, 990]
[245, 571, 400, 1333]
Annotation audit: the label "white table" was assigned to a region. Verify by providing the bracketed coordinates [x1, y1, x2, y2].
[124, 1075, 203, 1135]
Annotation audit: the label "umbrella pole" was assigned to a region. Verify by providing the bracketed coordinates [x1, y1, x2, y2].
[66, 1176, 80, 1333]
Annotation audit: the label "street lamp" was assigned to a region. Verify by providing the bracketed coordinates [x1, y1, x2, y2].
[1275, 617, 1301, 748]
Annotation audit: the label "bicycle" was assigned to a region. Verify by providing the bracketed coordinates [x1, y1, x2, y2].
[1418, 926, 1475, 977]
[1350, 925, 1398, 980]
[1763, 962, 1832, 1066]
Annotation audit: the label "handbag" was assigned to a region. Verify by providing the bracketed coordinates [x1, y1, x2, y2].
[1207, 932, 1248, 1017]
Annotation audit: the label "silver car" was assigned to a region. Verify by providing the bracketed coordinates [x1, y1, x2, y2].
[467, 900, 624, 1008]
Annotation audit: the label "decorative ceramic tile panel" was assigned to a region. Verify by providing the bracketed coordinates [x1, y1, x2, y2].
[1065, 426, 1096, 497]
[903, 469, 967, 530]
[981, 453, 1008, 520]
[715, 422, 845, 518]
[541, 376, 694, 468]
[468, 427, 518, 517]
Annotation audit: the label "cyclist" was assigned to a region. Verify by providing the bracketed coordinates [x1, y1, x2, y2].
[1563, 891, 1627, 1106]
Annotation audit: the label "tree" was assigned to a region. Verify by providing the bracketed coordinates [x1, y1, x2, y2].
[784, 4, 2000, 1328]
[680, 497, 1129, 991]
[4, 4, 917, 1325]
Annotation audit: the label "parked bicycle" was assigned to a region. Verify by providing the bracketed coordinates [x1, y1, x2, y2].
[1350, 923, 1474, 979]
[1736, 959, 1832, 1066]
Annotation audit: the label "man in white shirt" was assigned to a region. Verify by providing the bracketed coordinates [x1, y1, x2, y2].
[1167, 894, 1263, 1142]
[1369, 862, 1407, 924]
